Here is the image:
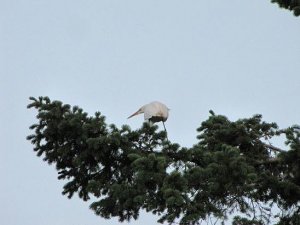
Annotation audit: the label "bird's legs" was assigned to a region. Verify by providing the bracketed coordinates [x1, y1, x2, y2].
[162, 121, 169, 142]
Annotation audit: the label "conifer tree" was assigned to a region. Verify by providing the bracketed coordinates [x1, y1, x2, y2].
[27, 97, 300, 225]
[271, 0, 300, 16]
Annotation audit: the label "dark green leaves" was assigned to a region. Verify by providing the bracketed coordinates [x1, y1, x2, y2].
[28, 96, 300, 225]
[271, 0, 300, 16]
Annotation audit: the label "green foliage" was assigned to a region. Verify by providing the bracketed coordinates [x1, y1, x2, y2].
[27, 97, 300, 225]
[232, 216, 263, 225]
[271, 0, 300, 16]
[275, 208, 300, 225]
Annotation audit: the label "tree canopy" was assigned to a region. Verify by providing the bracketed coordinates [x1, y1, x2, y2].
[27, 97, 300, 225]
[271, 0, 300, 16]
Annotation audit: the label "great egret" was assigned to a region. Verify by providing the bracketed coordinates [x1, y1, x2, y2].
[127, 101, 169, 133]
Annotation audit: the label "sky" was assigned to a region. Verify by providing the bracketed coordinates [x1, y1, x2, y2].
[1, 1, 300, 224]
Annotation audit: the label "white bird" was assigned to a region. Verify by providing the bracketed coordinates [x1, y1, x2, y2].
[127, 101, 169, 132]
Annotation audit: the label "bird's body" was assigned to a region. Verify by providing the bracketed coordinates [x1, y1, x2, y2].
[127, 101, 169, 123]
[128, 101, 170, 141]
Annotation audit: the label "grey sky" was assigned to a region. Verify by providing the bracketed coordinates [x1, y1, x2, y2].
[1, 1, 299, 224]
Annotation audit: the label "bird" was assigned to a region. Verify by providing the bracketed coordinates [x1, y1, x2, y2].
[127, 101, 169, 133]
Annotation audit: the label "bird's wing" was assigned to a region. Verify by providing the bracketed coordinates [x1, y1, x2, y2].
[142, 102, 169, 122]
[144, 110, 152, 121]
[143, 104, 157, 121]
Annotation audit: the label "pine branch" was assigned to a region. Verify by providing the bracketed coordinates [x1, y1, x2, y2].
[27, 96, 300, 225]
[262, 143, 285, 153]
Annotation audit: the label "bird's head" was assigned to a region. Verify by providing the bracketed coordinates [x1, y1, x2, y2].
[127, 107, 144, 119]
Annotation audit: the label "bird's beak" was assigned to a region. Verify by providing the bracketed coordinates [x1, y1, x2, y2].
[127, 110, 141, 119]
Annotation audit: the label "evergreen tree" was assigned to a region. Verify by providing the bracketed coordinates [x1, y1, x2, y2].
[27, 97, 300, 225]
[271, 0, 300, 16]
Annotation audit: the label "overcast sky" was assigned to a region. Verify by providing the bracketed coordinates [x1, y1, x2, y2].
[1, 1, 300, 225]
